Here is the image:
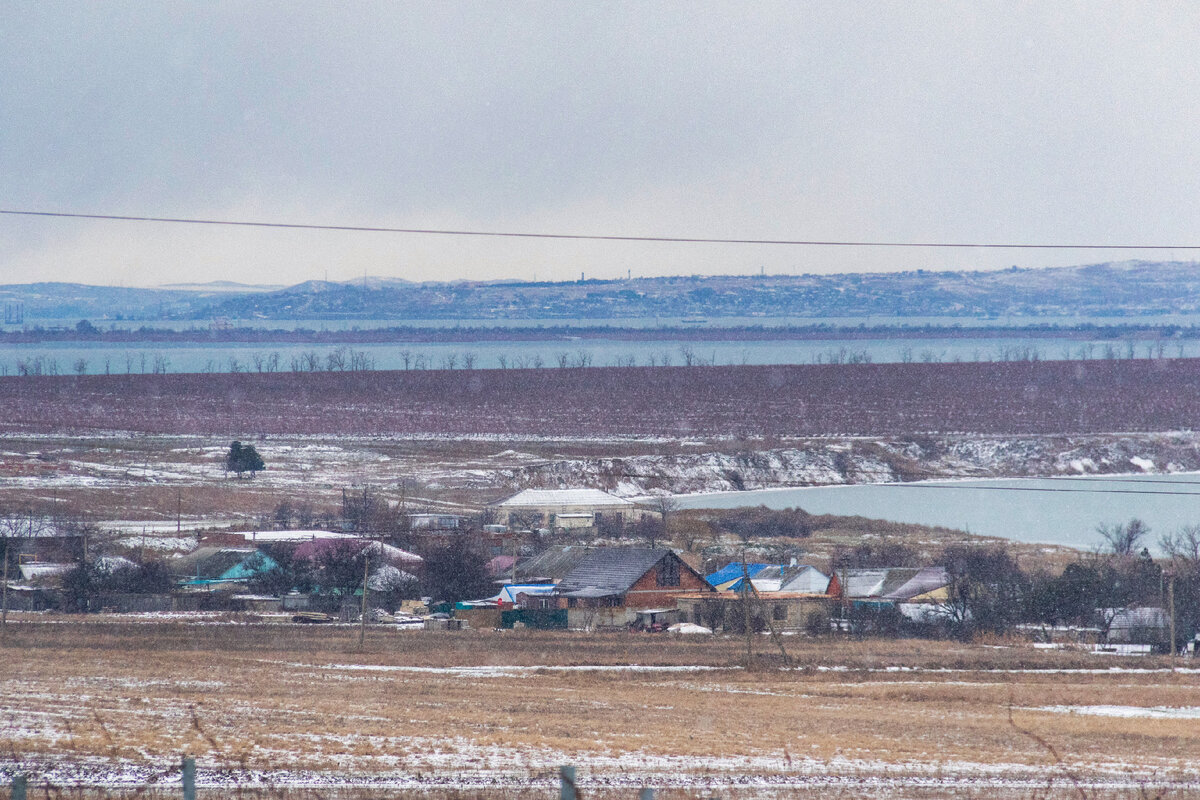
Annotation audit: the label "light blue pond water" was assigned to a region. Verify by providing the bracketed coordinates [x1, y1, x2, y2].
[674, 474, 1200, 552]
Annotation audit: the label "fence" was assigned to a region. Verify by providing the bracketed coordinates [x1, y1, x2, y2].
[6, 762, 675, 799]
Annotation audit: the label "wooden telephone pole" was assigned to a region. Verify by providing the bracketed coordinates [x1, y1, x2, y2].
[1168, 570, 1177, 658]
[358, 553, 370, 648]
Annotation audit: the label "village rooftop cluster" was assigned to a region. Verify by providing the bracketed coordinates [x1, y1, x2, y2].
[3, 487, 1196, 657]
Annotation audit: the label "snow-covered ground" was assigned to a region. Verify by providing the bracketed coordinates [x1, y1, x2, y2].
[4, 430, 1200, 537]
[1035, 705, 1200, 719]
[7, 430, 1200, 497]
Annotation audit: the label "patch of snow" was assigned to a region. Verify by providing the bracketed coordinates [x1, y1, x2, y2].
[270, 661, 736, 678]
[1035, 705, 1200, 719]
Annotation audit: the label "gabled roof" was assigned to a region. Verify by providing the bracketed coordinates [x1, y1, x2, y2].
[494, 489, 634, 508]
[292, 538, 422, 565]
[776, 565, 832, 594]
[840, 568, 921, 599]
[839, 567, 944, 600]
[1109, 607, 1169, 630]
[514, 545, 594, 582]
[882, 567, 949, 602]
[368, 564, 419, 592]
[171, 547, 257, 580]
[18, 562, 71, 582]
[490, 584, 557, 604]
[219, 552, 277, 582]
[556, 547, 675, 597]
[234, 530, 356, 543]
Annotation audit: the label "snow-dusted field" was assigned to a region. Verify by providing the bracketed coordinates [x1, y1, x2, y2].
[1, 620, 1198, 798]
[4, 430, 1200, 528]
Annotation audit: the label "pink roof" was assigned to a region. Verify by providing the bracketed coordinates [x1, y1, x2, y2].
[292, 538, 422, 564]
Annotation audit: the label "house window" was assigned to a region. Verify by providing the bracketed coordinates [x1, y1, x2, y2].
[772, 604, 787, 622]
[657, 557, 680, 587]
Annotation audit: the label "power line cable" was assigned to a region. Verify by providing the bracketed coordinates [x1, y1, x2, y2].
[4, 208, 1200, 250]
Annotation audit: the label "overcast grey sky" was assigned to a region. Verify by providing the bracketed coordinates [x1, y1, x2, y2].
[2, 3, 1199, 287]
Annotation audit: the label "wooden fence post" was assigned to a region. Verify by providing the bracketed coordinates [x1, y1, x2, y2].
[559, 764, 577, 800]
[10, 774, 26, 800]
[182, 755, 196, 800]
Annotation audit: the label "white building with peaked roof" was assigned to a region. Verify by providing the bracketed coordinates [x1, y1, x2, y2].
[490, 488, 654, 529]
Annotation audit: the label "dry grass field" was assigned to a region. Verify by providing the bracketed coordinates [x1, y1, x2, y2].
[1, 618, 1198, 798]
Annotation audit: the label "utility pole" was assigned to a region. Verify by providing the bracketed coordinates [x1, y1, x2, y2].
[358, 552, 370, 648]
[1166, 573, 1176, 662]
[748, 579, 791, 667]
[1, 543, 10, 639]
[510, 531, 517, 585]
[741, 557, 752, 666]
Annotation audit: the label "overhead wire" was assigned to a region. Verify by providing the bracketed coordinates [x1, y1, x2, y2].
[7, 207, 1200, 498]
[3, 208, 1200, 250]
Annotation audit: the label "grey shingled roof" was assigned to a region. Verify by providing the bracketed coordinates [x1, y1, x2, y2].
[555, 547, 673, 596]
[514, 545, 594, 583]
[882, 567, 949, 601]
[841, 568, 924, 599]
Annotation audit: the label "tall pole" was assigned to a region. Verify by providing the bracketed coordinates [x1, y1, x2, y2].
[1166, 573, 1176, 662]
[358, 553, 370, 648]
[1, 543, 10, 637]
[741, 557, 752, 666]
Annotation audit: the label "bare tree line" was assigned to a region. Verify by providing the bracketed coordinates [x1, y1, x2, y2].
[0, 336, 1195, 377]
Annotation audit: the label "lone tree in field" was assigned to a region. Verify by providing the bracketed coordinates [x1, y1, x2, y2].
[225, 441, 266, 479]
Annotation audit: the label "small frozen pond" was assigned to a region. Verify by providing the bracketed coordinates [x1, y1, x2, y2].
[674, 473, 1200, 551]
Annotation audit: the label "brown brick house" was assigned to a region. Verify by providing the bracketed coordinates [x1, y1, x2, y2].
[553, 547, 713, 629]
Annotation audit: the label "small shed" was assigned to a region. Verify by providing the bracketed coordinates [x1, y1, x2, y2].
[1106, 607, 1170, 647]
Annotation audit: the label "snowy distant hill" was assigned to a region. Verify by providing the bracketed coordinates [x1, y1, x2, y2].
[4, 261, 1200, 323]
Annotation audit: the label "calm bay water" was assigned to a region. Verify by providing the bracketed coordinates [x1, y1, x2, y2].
[0, 334, 1191, 376]
[674, 474, 1200, 551]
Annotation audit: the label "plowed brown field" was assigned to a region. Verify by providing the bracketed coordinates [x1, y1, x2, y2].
[0, 359, 1196, 437]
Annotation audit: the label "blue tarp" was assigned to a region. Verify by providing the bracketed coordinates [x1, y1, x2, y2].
[705, 563, 772, 590]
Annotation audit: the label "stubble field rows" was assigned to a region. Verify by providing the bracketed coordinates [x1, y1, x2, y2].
[1, 360, 1198, 438]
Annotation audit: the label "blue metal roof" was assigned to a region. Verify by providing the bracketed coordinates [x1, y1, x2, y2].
[705, 563, 772, 589]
